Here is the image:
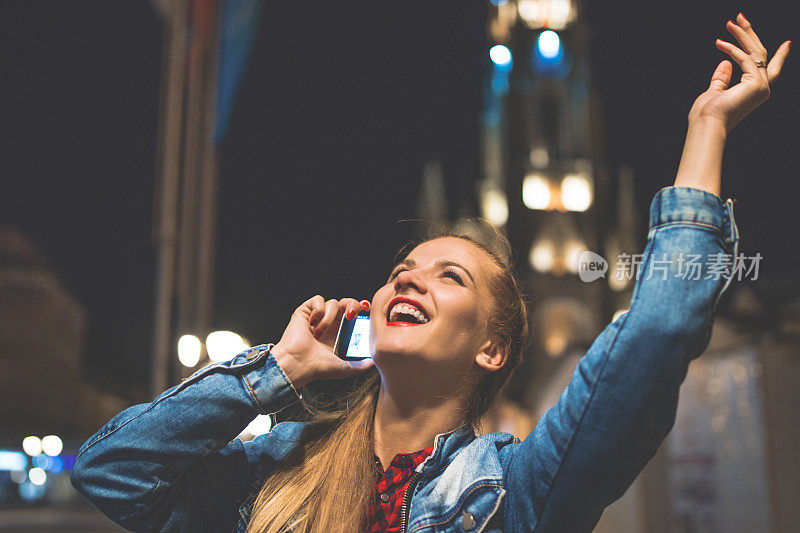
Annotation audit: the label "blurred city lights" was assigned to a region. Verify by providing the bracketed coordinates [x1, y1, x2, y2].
[497, 1, 518, 28]
[522, 174, 551, 210]
[178, 334, 202, 368]
[41, 435, 63, 457]
[47, 456, 64, 474]
[490, 67, 511, 96]
[529, 146, 550, 169]
[480, 188, 509, 226]
[537, 30, 561, 59]
[206, 331, 249, 363]
[19, 480, 46, 500]
[21, 436, 42, 457]
[489, 45, 512, 68]
[28, 467, 46, 486]
[545, 333, 568, 356]
[10, 470, 27, 484]
[608, 264, 630, 292]
[517, 0, 575, 29]
[529, 240, 555, 272]
[518, 0, 546, 28]
[564, 240, 585, 273]
[547, 0, 574, 30]
[489, 0, 508, 5]
[0, 450, 27, 471]
[560, 175, 593, 211]
[61, 454, 77, 471]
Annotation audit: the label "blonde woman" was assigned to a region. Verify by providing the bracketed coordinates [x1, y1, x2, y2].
[72, 14, 789, 533]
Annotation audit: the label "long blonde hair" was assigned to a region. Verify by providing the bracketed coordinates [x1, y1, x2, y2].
[246, 234, 530, 533]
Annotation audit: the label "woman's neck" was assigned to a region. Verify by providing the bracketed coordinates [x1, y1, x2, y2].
[372, 373, 471, 468]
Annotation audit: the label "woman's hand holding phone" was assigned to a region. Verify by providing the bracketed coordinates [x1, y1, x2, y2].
[271, 296, 374, 390]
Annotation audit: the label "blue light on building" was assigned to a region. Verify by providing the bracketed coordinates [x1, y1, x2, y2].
[489, 45, 513, 71]
[532, 30, 570, 78]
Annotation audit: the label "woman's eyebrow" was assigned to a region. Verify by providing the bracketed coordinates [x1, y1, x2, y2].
[436, 260, 475, 284]
[391, 258, 475, 284]
[391, 258, 416, 271]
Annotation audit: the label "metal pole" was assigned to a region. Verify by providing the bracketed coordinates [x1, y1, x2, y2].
[151, 0, 188, 397]
[196, 12, 221, 363]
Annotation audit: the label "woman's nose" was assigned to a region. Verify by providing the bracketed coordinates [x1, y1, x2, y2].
[394, 268, 427, 294]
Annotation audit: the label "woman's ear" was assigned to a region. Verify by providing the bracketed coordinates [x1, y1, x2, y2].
[475, 337, 508, 372]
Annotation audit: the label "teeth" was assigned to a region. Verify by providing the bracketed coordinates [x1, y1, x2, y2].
[388, 302, 429, 324]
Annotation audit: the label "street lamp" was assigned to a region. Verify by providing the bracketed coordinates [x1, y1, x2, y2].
[21, 436, 42, 457]
[560, 175, 592, 211]
[178, 334, 202, 368]
[41, 435, 62, 457]
[206, 331, 249, 363]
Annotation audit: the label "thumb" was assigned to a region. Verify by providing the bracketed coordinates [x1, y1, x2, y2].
[709, 60, 733, 91]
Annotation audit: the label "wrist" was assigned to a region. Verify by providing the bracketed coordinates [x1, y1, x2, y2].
[270, 343, 310, 390]
[674, 119, 728, 197]
[688, 116, 729, 138]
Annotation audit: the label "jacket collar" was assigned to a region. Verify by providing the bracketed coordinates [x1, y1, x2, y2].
[417, 424, 477, 476]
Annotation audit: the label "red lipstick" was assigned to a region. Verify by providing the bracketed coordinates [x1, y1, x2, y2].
[386, 296, 429, 326]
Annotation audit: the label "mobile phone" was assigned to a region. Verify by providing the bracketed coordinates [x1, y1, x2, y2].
[334, 310, 372, 360]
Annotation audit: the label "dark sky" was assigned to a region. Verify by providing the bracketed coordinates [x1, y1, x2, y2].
[2, 1, 798, 397]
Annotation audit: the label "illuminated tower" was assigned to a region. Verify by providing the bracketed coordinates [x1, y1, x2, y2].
[478, 1, 633, 405]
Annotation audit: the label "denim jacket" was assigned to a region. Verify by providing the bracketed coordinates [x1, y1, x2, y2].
[72, 187, 739, 532]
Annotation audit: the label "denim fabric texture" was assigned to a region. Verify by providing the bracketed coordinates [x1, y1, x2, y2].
[71, 186, 739, 532]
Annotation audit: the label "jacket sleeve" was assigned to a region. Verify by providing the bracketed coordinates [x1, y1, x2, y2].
[501, 186, 740, 532]
[70, 344, 303, 532]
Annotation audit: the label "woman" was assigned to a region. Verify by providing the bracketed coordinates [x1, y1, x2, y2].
[72, 14, 790, 533]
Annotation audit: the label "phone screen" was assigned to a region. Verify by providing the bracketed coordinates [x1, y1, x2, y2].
[334, 311, 372, 360]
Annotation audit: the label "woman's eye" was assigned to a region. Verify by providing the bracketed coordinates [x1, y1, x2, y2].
[388, 268, 406, 281]
[443, 271, 464, 285]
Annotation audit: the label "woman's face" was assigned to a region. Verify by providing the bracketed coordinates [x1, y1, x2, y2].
[370, 237, 498, 373]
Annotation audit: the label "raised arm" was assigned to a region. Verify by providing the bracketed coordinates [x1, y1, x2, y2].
[501, 14, 790, 532]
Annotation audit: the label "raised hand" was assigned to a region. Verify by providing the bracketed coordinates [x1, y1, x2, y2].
[674, 14, 791, 196]
[272, 296, 374, 389]
[690, 13, 790, 133]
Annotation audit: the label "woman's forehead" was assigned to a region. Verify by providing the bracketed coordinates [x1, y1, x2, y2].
[406, 237, 493, 272]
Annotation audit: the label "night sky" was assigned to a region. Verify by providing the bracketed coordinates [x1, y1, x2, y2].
[2, 1, 798, 398]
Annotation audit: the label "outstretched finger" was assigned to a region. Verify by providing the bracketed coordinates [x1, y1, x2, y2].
[716, 38, 763, 78]
[726, 19, 768, 84]
[767, 40, 792, 84]
[736, 13, 767, 52]
[726, 20, 760, 57]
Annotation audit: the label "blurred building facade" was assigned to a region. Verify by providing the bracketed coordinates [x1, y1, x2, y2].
[0, 229, 127, 511]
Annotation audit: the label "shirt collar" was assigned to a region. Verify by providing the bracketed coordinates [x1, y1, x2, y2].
[371, 425, 476, 473]
[373, 444, 434, 470]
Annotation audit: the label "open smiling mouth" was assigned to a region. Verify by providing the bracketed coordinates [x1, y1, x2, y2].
[387, 298, 430, 326]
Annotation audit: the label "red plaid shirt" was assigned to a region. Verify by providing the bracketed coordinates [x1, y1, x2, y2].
[367, 444, 435, 532]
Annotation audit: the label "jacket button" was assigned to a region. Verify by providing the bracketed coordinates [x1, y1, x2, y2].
[460, 511, 476, 531]
[245, 348, 261, 360]
[380, 493, 390, 503]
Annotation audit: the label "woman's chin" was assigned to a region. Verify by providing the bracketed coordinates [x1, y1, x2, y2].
[371, 342, 425, 363]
